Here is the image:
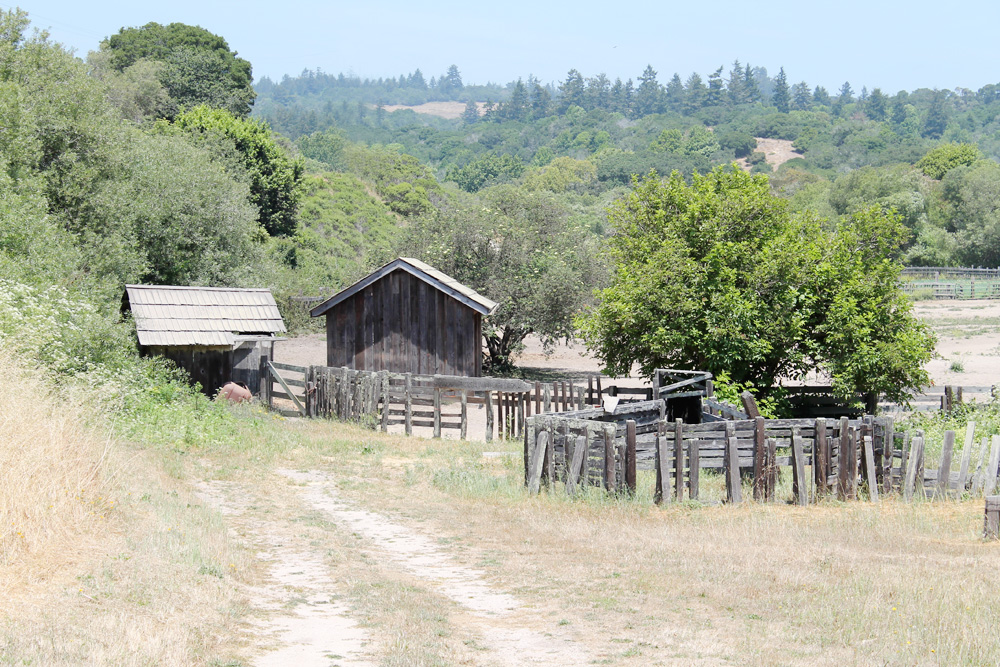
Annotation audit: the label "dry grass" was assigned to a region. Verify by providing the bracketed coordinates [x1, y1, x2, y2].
[0, 351, 255, 665]
[290, 424, 1000, 665]
[0, 349, 119, 587]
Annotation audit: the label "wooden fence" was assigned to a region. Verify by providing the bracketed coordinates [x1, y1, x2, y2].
[261, 360, 628, 440]
[525, 411, 1000, 505]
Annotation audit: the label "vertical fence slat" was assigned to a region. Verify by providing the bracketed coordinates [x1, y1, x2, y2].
[674, 418, 684, 502]
[791, 428, 808, 506]
[687, 426, 700, 501]
[937, 430, 955, 498]
[725, 421, 742, 504]
[753, 417, 766, 500]
[625, 420, 637, 496]
[485, 390, 493, 442]
[814, 418, 827, 498]
[958, 422, 976, 490]
[460, 389, 468, 440]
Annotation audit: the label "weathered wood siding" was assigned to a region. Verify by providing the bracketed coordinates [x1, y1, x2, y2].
[324, 269, 483, 376]
[147, 345, 232, 396]
[232, 339, 273, 395]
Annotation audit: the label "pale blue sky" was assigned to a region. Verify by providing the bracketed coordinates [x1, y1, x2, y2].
[11, 0, 1000, 94]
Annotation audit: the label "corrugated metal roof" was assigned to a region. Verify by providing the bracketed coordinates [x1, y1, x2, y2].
[310, 258, 499, 318]
[125, 285, 286, 348]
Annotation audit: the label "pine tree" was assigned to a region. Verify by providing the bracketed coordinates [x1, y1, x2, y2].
[813, 86, 831, 106]
[791, 82, 811, 110]
[743, 64, 761, 103]
[727, 60, 745, 105]
[772, 67, 790, 113]
[683, 72, 707, 115]
[865, 88, 888, 121]
[706, 67, 725, 107]
[462, 99, 480, 125]
[636, 65, 662, 116]
[665, 73, 684, 112]
[503, 79, 529, 121]
[586, 73, 612, 110]
[559, 69, 586, 112]
[922, 90, 948, 139]
[529, 81, 552, 119]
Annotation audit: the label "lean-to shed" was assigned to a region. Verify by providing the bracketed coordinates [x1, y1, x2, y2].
[310, 257, 497, 377]
[124, 285, 286, 395]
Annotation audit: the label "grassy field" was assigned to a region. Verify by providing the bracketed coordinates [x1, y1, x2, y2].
[5, 313, 1000, 667]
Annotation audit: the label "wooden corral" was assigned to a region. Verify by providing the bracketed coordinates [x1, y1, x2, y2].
[310, 258, 497, 377]
[124, 285, 286, 396]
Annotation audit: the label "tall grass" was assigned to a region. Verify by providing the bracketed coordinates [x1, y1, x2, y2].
[0, 349, 120, 587]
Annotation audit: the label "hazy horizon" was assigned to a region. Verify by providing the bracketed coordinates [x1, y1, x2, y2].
[14, 0, 1000, 94]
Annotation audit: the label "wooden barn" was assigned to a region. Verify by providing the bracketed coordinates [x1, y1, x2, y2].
[310, 257, 498, 377]
[124, 285, 286, 396]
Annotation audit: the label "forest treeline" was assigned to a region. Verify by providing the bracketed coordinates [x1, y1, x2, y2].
[259, 62, 1000, 268]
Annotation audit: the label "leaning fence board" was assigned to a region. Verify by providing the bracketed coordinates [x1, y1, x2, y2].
[957, 422, 976, 490]
[527, 431, 549, 495]
[862, 434, 879, 502]
[937, 431, 955, 497]
[725, 422, 742, 503]
[972, 437, 990, 496]
[904, 437, 925, 501]
[566, 435, 587, 496]
[985, 436, 1000, 496]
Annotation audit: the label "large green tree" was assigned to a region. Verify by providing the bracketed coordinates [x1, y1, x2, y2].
[579, 166, 933, 404]
[102, 22, 255, 117]
[403, 186, 604, 373]
[172, 105, 303, 237]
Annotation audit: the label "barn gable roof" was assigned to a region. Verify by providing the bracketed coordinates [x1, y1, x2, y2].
[125, 284, 286, 347]
[310, 257, 498, 318]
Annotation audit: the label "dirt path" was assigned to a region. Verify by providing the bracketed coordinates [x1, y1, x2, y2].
[197, 480, 374, 666]
[199, 469, 587, 666]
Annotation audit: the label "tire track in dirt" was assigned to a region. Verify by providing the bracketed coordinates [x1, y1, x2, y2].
[279, 468, 588, 666]
[197, 481, 375, 667]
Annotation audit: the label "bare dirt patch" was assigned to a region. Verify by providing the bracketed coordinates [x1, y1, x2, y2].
[382, 101, 482, 119]
[737, 137, 800, 171]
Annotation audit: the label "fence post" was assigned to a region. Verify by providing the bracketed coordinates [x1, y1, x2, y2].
[625, 419, 637, 496]
[380, 372, 390, 432]
[674, 418, 684, 502]
[881, 417, 895, 495]
[862, 432, 879, 502]
[837, 418, 851, 501]
[543, 384, 551, 413]
[485, 390, 493, 442]
[527, 430, 548, 494]
[535, 381, 541, 415]
[984, 436, 1000, 496]
[753, 417, 766, 500]
[655, 420, 667, 504]
[791, 428, 808, 506]
[725, 421, 742, 504]
[985, 496, 1000, 539]
[433, 387, 442, 438]
[904, 436, 925, 501]
[958, 422, 976, 490]
[460, 389, 468, 440]
[687, 424, 700, 501]
[814, 418, 827, 497]
[567, 435, 587, 496]
[937, 430, 955, 498]
[604, 424, 616, 494]
[404, 374, 413, 436]
[766, 437, 777, 502]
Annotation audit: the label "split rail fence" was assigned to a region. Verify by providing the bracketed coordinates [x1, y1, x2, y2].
[261, 360, 642, 441]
